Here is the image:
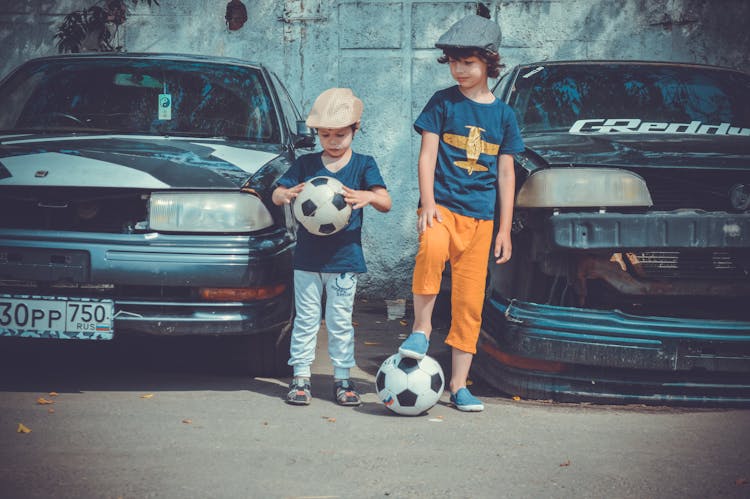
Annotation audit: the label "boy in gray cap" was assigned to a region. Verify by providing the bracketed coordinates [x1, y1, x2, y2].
[398, 11, 524, 411]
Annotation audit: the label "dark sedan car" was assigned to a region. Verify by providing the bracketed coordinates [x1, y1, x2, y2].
[0, 53, 314, 375]
[474, 61, 750, 406]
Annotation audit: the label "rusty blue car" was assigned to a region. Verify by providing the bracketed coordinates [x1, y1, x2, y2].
[475, 61, 750, 406]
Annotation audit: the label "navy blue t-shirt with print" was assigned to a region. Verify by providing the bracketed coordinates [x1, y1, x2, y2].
[278, 151, 386, 273]
[414, 86, 525, 220]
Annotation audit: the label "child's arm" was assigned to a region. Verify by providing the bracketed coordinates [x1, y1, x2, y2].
[342, 186, 392, 212]
[416, 131, 442, 233]
[494, 153, 516, 264]
[271, 183, 305, 206]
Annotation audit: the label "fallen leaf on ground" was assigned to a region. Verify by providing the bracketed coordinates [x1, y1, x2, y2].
[321, 416, 336, 423]
[48, 392, 58, 397]
[37, 397, 54, 405]
[182, 419, 192, 424]
[512, 396, 521, 401]
[560, 460, 571, 467]
[140, 394, 154, 399]
[17, 423, 31, 434]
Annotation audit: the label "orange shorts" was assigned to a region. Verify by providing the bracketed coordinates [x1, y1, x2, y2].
[412, 206, 494, 354]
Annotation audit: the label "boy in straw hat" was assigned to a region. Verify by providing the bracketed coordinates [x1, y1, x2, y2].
[273, 88, 391, 406]
[397, 9, 524, 411]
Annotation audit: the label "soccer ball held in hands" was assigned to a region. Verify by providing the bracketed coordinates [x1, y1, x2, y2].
[292, 176, 352, 236]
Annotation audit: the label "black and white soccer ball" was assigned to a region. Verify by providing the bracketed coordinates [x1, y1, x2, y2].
[375, 353, 445, 416]
[292, 176, 352, 236]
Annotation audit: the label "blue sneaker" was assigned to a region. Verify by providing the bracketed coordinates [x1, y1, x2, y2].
[398, 331, 429, 359]
[450, 387, 484, 412]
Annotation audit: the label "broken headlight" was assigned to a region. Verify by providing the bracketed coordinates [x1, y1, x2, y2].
[516, 167, 653, 208]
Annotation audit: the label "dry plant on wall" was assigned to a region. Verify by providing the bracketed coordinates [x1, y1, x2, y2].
[55, 0, 160, 53]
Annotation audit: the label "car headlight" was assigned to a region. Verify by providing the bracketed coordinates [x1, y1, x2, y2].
[516, 168, 653, 208]
[148, 192, 273, 232]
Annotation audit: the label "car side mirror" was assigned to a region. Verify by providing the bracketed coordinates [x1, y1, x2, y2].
[294, 120, 316, 148]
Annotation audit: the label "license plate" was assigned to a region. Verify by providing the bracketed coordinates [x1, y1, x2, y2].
[0, 295, 114, 340]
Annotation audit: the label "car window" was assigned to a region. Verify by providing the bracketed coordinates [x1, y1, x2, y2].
[270, 72, 302, 134]
[0, 58, 281, 142]
[508, 64, 750, 133]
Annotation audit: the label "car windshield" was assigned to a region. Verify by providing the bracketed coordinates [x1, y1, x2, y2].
[508, 64, 750, 133]
[0, 57, 280, 142]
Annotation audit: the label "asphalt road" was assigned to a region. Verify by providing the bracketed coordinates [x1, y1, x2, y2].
[1, 300, 749, 499]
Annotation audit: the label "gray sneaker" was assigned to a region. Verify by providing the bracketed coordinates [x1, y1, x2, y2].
[286, 377, 311, 405]
[333, 379, 362, 406]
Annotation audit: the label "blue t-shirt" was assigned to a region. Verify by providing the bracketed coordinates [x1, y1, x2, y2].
[414, 86, 525, 220]
[278, 151, 386, 273]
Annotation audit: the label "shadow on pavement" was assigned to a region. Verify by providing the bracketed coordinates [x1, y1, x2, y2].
[0, 298, 503, 401]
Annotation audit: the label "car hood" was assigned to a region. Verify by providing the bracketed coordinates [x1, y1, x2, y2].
[520, 132, 750, 171]
[0, 133, 283, 189]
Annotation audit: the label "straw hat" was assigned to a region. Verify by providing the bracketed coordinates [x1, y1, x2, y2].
[306, 88, 363, 129]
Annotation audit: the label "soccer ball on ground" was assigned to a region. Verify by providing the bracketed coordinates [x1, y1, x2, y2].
[292, 176, 352, 236]
[375, 353, 445, 416]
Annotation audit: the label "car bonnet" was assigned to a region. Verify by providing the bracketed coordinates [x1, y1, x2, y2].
[520, 131, 750, 171]
[0, 134, 281, 189]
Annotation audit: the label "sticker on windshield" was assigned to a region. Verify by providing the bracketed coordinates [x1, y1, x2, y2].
[569, 119, 750, 136]
[158, 93, 172, 120]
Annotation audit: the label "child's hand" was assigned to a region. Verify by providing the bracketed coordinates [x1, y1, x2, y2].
[494, 230, 513, 264]
[417, 204, 442, 233]
[273, 183, 305, 205]
[342, 186, 374, 210]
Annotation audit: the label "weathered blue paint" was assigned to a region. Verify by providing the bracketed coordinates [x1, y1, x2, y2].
[477, 289, 750, 405]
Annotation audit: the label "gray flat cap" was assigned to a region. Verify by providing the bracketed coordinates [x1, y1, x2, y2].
[435, 14, 502, 53]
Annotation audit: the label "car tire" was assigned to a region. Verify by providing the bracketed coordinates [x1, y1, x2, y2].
[218, 327, 292, 377]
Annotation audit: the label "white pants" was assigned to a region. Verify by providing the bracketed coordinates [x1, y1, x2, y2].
[288, 270, 358, 378]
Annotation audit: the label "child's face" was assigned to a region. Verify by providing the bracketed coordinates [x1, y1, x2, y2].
[448, 55, 488, 89]
[317, 126, 355, 158]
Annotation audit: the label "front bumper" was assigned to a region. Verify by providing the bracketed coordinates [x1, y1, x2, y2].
[0, 229, 294, 339]
[476, 294, 750, 406]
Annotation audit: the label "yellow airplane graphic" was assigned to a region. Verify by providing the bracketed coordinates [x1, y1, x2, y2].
[443, 126, 499, 174]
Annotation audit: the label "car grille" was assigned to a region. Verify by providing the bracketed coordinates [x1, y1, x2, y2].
[631, 168, 750, 212]
[632, 250, 749, 280]
[0, 187, 147, 233]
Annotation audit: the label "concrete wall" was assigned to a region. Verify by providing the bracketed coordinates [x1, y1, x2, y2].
[1, 0, 749, 299]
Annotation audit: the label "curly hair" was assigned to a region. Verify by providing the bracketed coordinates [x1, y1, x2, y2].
[437, 47, 505, 79]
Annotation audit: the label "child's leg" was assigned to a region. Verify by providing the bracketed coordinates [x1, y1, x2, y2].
[288, 270, 324, 378]
[445, 218, 494, 392]
[412, 293, 438, 338]
[323, 272, 358, 380]
[449, 347, 474, 393]
[411, 207, 453, 339]
[445, 220, 491, 412]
